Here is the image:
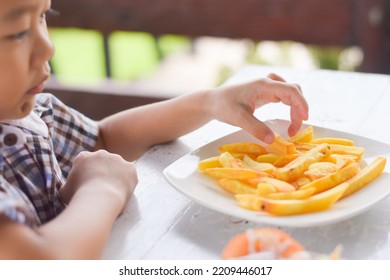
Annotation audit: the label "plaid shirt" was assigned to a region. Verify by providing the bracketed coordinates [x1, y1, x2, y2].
[0, 94, 99, 228]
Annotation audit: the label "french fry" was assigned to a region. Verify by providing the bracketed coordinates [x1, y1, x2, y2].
[230, 159, 249, 169]
[274, 143, 331, 182]
[198, 156, 222, 171]
[256, 153, 279, 164]
[304, 162, 339, 180]
[329, 144, 365, 158]
[219, 152, 237, 168]
[311, 137, 355, 146]
[264, 187, 315, 200]
[341, 156, 387, 198]
[218, 152, 251, 169]
[219, 142, 267, 156]
[295, 142, 364, 158]
[236, 183, 347, 215]
[273, 154, 300, 167]
[243, 155, 275, 174]
[288, 125, 314, 143]
[268, 133, 297, 155]
[292, 176, 312, 188]
[204, 167, 266, 180]
[256, 183, 277, 196]
[217, 179, 256, 195]
[322, 154, 358, 169]
[257, 177, 296, 192]
[300, 162, 360, 194]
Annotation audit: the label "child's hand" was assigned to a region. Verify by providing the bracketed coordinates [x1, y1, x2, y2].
[60, 150, 138, 216]
[207, 73, 309, 144]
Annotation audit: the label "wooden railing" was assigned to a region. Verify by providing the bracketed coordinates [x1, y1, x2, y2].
[47, 0, 390, 119]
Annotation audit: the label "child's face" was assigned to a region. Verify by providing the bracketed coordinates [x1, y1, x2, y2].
[0, 0, 54, 120]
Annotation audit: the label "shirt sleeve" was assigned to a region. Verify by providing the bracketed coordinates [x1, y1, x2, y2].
[35, 94, 100, 178]
[0, 184, 38, 227]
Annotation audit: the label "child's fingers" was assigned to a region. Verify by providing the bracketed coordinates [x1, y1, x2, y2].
[288, 117, 303, 137]
[236, 111, 275, 144]
[265, 82, 309, 120]
[288, 101, 306, 136]
[267, 73, 287, 82]
[267, 73, 302, 95]
[258, 76, 309, 137]
[267, 73, 308, 119]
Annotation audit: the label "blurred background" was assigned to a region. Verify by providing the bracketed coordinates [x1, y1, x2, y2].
[47, 0, 390, 119]
[49, 29, 363, 88]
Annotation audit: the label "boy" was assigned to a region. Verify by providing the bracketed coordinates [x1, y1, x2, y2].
[0, 0, 308, 259]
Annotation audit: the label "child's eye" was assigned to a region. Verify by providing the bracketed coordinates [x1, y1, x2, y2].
[9, 30, 30, 41]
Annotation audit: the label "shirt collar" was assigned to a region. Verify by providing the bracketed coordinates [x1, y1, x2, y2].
[1, 110, 49, 138]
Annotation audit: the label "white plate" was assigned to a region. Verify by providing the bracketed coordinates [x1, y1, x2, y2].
[163, 119, 390, 227]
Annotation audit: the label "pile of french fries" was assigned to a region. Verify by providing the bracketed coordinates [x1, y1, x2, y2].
[198, 126, 387, 216]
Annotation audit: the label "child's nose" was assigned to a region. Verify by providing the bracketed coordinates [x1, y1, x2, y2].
[31, 29, 55, 69]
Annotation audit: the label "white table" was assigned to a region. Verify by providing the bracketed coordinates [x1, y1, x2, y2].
[102, 65, 390, 260]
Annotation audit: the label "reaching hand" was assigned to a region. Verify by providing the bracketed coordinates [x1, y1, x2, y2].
[208, 73, 309, 143]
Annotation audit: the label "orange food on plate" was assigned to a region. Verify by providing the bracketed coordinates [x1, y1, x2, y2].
[221, 228, 305, 259]
[221, 227, 343, 260]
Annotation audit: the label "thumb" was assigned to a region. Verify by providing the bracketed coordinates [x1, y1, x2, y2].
[267, 73, 287, 82]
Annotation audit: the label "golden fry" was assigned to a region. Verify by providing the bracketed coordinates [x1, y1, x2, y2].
[198, 156, 222, 171]
[322, 154, 358, 169]
[256, 183, 277, 196]
[295, 142, 364, 158]
[273, 154, 300, 167]
[204, 167, 266, 180]
[311, 137, 355, 146]
[300, 162, 360, 194]
[243, 155, 275, 174]
[217, 179, 256, 195]
[219, 142, 267, 156]
[268, 133, 297, 155]
[218, 152, 237, 168]
[304, 162, 339, 180]
[288, 126, 314, 143]
[257, 177, 296, 192]
[236, 183, 346, 215]
[292, 176, 312, 188]
[256, 153, 279, 164]
[341, 156, 387, 198]
[264, 187, 315, 200]
[274, 143, 331, 182]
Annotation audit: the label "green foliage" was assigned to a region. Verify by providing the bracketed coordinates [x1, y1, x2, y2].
[49, 29, 193, 84]
[49, 28, 106, 84]
[309, 46, 342, 70]
[158, 35, 191, 58]
[109, 31, 160, 80]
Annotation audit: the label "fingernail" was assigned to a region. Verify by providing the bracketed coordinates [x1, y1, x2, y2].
[264, 133, 275, 144]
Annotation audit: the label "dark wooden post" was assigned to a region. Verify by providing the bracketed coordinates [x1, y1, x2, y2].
[355, 0, 390, 73]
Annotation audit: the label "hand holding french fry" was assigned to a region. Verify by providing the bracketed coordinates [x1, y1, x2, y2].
[207, 73, 309, 144]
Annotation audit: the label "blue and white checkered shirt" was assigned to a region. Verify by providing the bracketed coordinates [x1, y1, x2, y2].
[0, 94, 99, 228]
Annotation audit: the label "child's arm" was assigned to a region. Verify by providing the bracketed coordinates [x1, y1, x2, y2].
[0, 150, 137, 259]
[96, 73, 308, 161]
[0, 191, 118, 259]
